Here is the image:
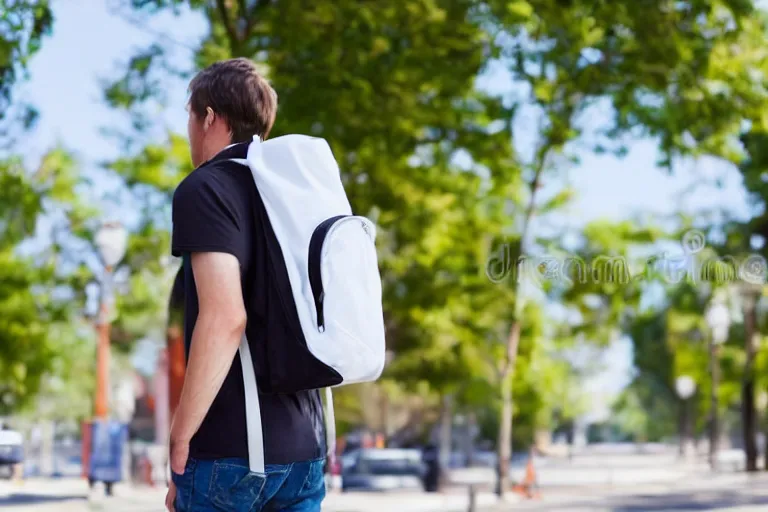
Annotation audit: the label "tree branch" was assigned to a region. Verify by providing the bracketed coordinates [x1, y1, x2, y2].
[243, 0, 271, 41]
[519, 145, 548, 251]
[237, 0, 250, 37]
[500, 115, 559, 382]
[247, 0, 272, 17]
[216, 0, 240, 51]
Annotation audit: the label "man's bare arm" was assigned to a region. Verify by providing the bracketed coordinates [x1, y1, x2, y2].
[170, 252, 246, 446]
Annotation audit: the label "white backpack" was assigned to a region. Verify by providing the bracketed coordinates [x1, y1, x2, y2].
[230, 134, 386, 473]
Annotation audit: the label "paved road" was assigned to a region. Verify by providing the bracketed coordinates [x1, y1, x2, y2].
[453, 454, 703, 488]
[1, 462, 766, 511]
[0, 482, 506, 512]
[0, 481, 128, 511]
[496, 472, 768, 512]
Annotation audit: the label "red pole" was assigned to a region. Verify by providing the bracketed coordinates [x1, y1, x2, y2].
[94, 266, 113, 419]
[168, 325, 185, 418]
[168, 267, 186, 421]
[81, 421, 92, 479]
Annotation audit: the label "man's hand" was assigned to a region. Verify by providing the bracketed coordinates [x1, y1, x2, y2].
[165, 479, 177, 512]
[166, 439, 189, 512]
[170, 438, 190, 475]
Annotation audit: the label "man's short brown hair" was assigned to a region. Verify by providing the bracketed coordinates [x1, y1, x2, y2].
[188, 58, 278, 142]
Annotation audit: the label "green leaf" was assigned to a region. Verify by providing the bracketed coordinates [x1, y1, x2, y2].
[507, 0, 533, 19]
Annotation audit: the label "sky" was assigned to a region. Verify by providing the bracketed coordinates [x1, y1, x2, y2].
[17, 0, 753, 419]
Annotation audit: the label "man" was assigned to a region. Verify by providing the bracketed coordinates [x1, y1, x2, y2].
[166, 58, 327, 512]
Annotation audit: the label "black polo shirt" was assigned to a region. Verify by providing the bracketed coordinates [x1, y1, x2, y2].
[171, 142, 325, 464]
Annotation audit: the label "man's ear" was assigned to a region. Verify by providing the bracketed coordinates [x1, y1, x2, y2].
[203, 107, 215, 132]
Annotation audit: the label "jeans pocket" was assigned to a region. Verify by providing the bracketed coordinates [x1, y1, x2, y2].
[298, 458, 327, 498]
[209, 462, 267, 512]
[171, 458, 196, 511]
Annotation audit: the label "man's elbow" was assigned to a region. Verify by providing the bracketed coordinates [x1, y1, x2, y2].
[201, 309, 247, 340]
[229, 311, 247, 336]
[228, 310, 248, 336]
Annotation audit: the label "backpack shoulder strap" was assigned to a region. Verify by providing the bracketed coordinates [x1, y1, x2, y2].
[238, 334, 265, 474]
[325, 387, 336, 458]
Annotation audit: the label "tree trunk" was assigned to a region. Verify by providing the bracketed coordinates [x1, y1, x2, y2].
[743, 382, 758, 471]
[765, 392, 768, 471]
[492, 135, 548, 497]
[709, 340, 721, 470]
[496, 376, 513, 496]
[496, 320, 521, 497]
[464, 412, 477, 467]
[439, 395, 453, 469]
[743, 293, 759, 472]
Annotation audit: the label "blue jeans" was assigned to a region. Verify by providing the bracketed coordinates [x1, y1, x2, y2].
[172, 456, 326, 511]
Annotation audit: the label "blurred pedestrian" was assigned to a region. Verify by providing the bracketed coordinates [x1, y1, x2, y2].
[421, 443, 442, 492]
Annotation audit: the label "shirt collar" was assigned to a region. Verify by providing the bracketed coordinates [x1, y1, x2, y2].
[203, 141, 250, 166]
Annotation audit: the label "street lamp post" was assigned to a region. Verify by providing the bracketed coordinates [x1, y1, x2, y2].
[705, 298, 730, 472]
[675, 376, 696, 460]
[93, 222, 128, 420]
[83, 222, 127, 493]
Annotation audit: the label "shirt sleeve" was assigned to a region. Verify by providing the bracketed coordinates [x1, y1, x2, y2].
[171, 172, 246, 264]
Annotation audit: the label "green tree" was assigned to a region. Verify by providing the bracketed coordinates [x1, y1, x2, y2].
[106, 0, 521, 461]
[0, 1, 86, 413]
[620, 310, 679, 442]
[17, 320, 96, 424]
[732, 123, 768, 471]
[0, 149, 105, 415]
[0, 0, 53, 141]
[107, 0, 768, 492]
[481, 0, 768, 492]
[620, 279, 741, 445]
[0, 1, 118, 419]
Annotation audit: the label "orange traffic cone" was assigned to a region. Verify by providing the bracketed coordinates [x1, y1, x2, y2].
[512, 450, 541, 499]
[146, 459, 154, 487]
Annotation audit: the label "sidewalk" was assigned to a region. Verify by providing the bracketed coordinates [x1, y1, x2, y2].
[489, 470, 768, 512]
[3, 471, 767, 512]
[109, 485, 521, 512]
[322, 490, 519, 512]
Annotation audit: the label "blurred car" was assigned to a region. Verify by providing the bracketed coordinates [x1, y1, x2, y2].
[341, 448, 426, 492]
[0, 426, 23, 479]
[52, 454, 82, 478]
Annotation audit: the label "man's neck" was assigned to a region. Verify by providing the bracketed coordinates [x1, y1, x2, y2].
[201, 140, 234, 165]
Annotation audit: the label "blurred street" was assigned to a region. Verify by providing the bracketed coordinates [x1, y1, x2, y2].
[1, 447, 767, 511]
[1, 474, 766, 512]
[6, 2, 768, 512]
